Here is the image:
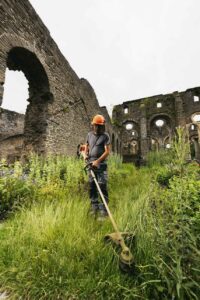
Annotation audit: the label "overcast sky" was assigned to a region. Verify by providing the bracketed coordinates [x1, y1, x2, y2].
[2, 0, 200, 115]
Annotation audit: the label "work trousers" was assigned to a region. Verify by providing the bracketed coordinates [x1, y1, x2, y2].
[89, 163, 108, 212]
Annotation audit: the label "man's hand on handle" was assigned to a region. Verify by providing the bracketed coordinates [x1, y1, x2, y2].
[92, 160, 100, 168]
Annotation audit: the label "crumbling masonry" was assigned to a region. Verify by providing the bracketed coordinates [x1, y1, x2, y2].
[1, 0, 200, 163]
[112, 87, 200, 163]
[0, 0, 119, 161]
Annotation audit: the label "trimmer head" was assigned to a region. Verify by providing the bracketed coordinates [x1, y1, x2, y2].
[104, 232, 135, 274]
[119, 247, 135, 274]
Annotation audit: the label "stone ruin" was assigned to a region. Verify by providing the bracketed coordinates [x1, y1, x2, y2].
[112, 87, 200, 163]
[1, 0, 200, 164]
[0, 0, 120, 162]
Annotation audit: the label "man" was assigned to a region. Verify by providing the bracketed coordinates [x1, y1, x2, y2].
[84, 114, 111, 220]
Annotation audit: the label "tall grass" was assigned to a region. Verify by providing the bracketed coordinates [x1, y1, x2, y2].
[0, 132, 199, 299]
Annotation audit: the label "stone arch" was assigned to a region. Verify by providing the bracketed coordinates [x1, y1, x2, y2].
[149, 114, 172, 150]
[0, 34, 53, 91]
[122, 120, 139, 135]
[1, 46, 53, 154]
[7, 47, 50, 96]
[122, 118, 139, 126]
[148, 113, 173, 129]
[121, 119, 140, 161]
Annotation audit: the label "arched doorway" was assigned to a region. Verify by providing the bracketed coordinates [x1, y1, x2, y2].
[2, 47, 53, 155]
[150, 115, 172, 151]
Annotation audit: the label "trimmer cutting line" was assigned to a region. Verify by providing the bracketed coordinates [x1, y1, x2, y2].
[85, 162, 135, 274]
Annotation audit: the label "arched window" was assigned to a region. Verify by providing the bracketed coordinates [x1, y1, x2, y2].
[155, 119, 164, 127]
[157, 102, 162, 108]
[124, 106, 128, 114]
[125, 123, 133, 130]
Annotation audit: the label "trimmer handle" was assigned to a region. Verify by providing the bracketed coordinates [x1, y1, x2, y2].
[84, 162, 92, 172]
[84, 161, 98, 175]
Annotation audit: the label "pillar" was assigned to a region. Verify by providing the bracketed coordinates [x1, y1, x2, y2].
[140, 104, 148, 159]
[174, 92, 186, 127]
[193, 138, 200, 161]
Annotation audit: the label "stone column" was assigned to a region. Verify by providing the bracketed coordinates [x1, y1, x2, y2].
[196, 124, 200, 144]
[193, 138, 200, 161]
[140, 104, 149, 159]
[186, 124, 191, 160]
[174, 92, 186, 127]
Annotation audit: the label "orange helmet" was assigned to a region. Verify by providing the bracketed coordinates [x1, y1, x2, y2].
[91, 114, 105, 125]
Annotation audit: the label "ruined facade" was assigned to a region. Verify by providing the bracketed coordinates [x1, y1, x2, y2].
[0, 0, 120, 161]
[113, 87, 200, 163]
[1, 1, 200, 164]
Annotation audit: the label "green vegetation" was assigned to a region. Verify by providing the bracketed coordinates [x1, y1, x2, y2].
[0, 130, 199, 299]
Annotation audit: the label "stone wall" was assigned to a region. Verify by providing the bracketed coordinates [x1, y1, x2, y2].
[0, 135, 24, 162]
[0, 108, 24, 161]
[3, 0, 199, 164]
[0, 0, 116, 159]
[113, 87, 200, 163]
[0, 108, 24, 141]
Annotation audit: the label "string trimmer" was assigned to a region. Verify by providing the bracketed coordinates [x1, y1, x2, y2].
[84, 162, 135, 273]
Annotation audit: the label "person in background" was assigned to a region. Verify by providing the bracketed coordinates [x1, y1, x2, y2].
[83, 114, 111, 220]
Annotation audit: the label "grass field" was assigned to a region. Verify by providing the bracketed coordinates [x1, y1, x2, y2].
[0, 132, 199, 299]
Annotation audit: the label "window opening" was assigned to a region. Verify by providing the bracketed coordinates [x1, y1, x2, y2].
[192, 114, 200, 123]
[155, 119, 164, 127]
[157, 102, 162, 108]
[126, 123, 133, 130]
[2, 69, 28, 114]
[124, 107, 128, 114]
